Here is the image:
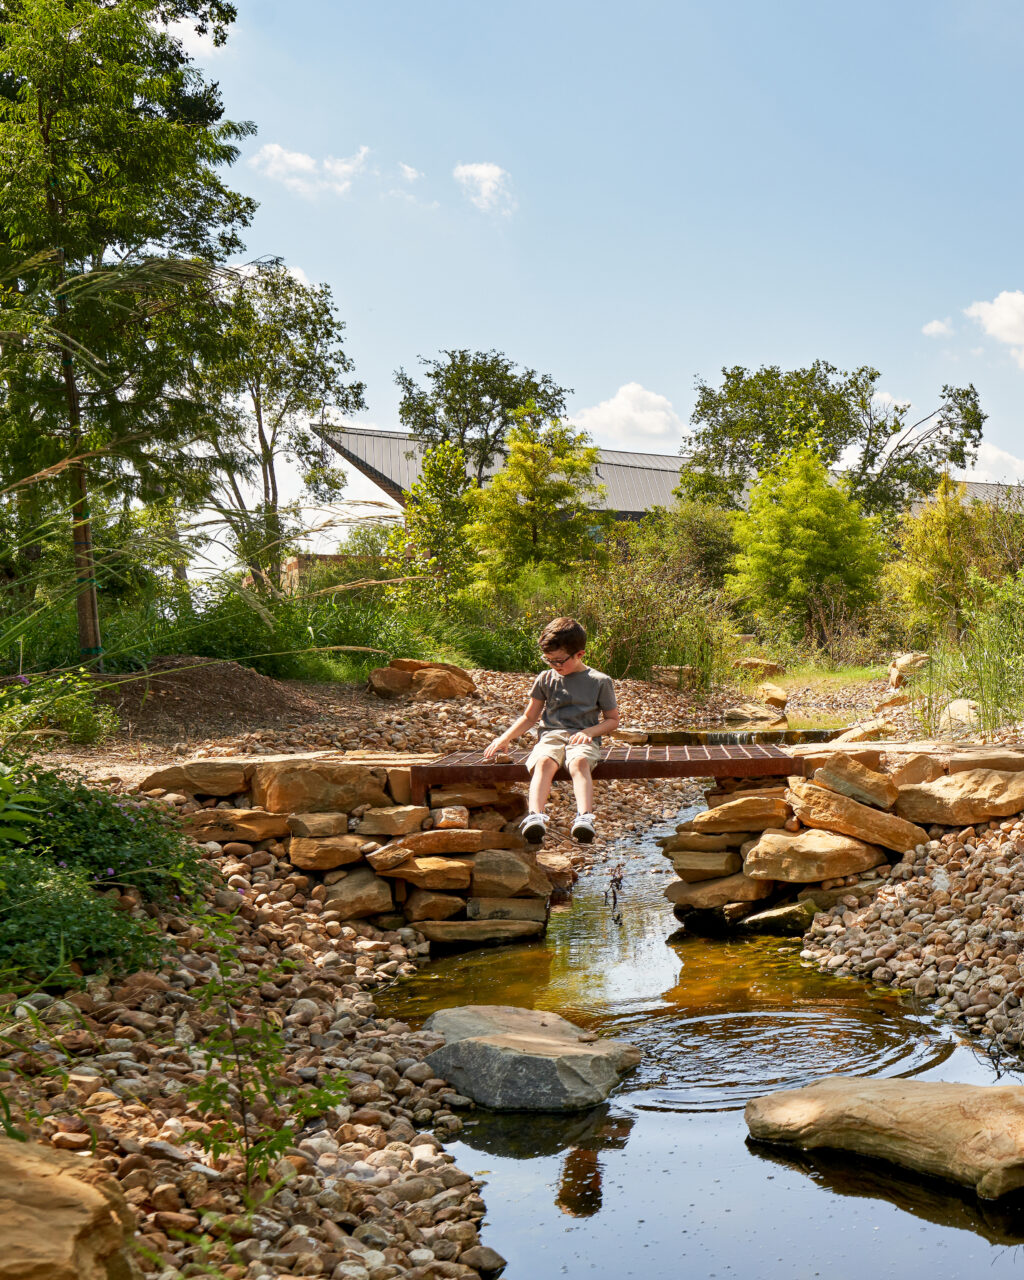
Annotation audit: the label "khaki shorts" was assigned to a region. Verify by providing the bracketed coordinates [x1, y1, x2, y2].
[526, 730, 601, 772]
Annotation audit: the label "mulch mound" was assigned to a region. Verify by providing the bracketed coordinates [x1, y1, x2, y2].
[92, 656, 321, 744]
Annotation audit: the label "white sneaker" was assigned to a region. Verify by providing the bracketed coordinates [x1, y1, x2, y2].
[572, 812, 596, 843]
[520, 812, 548, 845]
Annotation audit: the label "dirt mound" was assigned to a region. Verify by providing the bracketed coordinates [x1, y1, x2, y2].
[94, 657, 321, 744]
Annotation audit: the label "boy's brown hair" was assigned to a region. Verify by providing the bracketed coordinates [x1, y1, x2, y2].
[539, 616, 587, 654]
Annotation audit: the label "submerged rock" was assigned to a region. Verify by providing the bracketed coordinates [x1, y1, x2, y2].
[424, 1005, 640, 1111]
[746, 1076, 1024, 1199]
[738, 899, 819, 935]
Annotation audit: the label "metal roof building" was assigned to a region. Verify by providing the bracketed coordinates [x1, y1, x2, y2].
[317, 424, 687, 517]
[317, 423, 1018, 518]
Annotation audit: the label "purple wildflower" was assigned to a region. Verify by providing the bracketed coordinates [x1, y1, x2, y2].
[16, 675, 29, 687]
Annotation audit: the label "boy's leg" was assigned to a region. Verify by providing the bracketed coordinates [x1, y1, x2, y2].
[567, 756, 594, 816]
[528, 756, 559, 814]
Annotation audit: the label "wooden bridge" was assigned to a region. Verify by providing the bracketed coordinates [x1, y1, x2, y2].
[408, 743, 800, 805]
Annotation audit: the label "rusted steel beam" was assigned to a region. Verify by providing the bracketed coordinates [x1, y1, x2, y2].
[408, 744, 801, 805]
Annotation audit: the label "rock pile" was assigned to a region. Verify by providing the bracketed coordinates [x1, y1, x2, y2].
[660, 747, 1024, 940]
[138, 754, 569, 949]
[367, 661, 478, 703]
[0, 833, 508, 1280]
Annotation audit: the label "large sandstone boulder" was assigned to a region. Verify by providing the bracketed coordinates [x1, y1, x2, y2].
[745, 1076, 1024, 1199]
[895, 769, 1024, 826]
[937, 698, 982, 733]
[287, 812, 349, 837]
[536, 849, 576, 891]
[690, 796, 789, 834]
[356, 805, 429, 835]
[182, 808, 290, 842]
[381, 856, 476, 890]
[371, 828, 485, 856]
[834, 719, 892, 743]
[403, 888, 465, 922]
[0, 1137, 138, 1280]
[470, 848, 552, 898]
[664, 872, 772, 909]
[139, 759, 246, 796]
[723, 702, 784, 723]
[288, 834, 365, 871]
[424, 1005, 640, 1111]
[947, 748, 1024, 775]
[733, 657, 785, 678]
[251, 760, 389, 814]
[412, 666, 476, 700]
[367, 666, 413, 697]
[786, 779, 926, 853]
[888, 651, 930, 688]
[743, 828, 887, 882]
[417, 920, 544, 944]
[429, 786, 502, 808]
[888, 753, 944, 787]
[757, 682, 788, 709]
[323, 867, 393, 918]
[659, 831, 740, 854]
[669, 850, 742, 882]
[467, 897, 549, 922]
[811, 754, 898, 811]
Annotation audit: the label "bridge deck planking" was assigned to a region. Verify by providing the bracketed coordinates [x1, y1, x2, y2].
[408, 743, 800, 804]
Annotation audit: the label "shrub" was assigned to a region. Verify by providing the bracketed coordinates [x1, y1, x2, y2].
[0, 670, 119, 747]
[0, 849, 161, 979]
[10, 765, 206, 902]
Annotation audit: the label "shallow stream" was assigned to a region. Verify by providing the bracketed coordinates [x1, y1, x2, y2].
[380, 808, 1024, 1278]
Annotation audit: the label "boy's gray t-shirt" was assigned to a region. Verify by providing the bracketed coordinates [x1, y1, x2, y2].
[528, 666, 617, 742]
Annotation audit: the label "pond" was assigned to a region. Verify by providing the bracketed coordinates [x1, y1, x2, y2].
[380, 805, 1024, 1279]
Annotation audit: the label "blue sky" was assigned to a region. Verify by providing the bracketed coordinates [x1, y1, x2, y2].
[178, 0, 1024, 514]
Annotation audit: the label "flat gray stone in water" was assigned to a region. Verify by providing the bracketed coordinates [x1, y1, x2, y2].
[424, 1004, 640, 1112]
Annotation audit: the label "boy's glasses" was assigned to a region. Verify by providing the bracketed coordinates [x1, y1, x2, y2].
[542, 654, 574, 667]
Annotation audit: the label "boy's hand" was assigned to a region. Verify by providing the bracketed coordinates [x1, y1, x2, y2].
[483, 737, 508, 760]
[568, 731, 591, 746]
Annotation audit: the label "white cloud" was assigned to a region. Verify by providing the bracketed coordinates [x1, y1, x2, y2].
[965, 290, 1024, 368]
[574, 383, 685, 444]
[961, 442, 1024, 485]
[248, 143, 370, 198]
[453, 162, 515, 214]
[399, 163, 422, 182]
[165, 18, 222, 59]
[922, 317, 953, 337]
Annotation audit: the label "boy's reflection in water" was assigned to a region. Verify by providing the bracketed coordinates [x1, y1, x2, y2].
[554, 1113, 634, 1217]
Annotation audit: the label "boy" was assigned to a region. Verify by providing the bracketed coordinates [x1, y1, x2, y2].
[483, 616, 619, 844]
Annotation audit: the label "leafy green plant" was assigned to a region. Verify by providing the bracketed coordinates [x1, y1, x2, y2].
[0, 670, 119, 746]
[7, 764, 206, 901]
[0, 848, 162, 979]
[185, 926, 348, 1189]
[0, 765, 43, 845]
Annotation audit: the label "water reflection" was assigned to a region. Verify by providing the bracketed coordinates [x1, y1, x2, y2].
[380, 808, 1024, 1274]
[749, 1141, 1024, 1247]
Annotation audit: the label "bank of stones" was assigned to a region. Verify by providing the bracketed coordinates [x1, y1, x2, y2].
[0, 821, 507, 1280]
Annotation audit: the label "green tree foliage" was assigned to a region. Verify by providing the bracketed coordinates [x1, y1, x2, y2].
[468, 409, 611, 583]
[386, 442, 474, 605]
[622, 499, 737, 591]
[677, 361, 985, 521]
[0, 0, 255, 660]
[729, 446, 883, 641]
[203, 260, 366, 587]
[396, 349, 571, 485]
[887, 475, 1024, 637]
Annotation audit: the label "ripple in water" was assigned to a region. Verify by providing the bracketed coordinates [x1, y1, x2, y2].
[626, 1006, 958, 1112]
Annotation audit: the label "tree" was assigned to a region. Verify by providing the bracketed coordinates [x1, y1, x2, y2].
[677, 361, 985, 521]
[395, 349, 571, 485]
[202, 261, 366, 588]
[887, 475, 1024, 638]
[621, 499, 737, 592]
[385, 442, 474, 605]
[729, 446, 883, 642]
[0, 0, 255, 663]
[468, 408, 611, 582]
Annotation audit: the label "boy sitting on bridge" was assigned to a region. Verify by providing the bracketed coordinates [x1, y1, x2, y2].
[483, 616, 619, 844]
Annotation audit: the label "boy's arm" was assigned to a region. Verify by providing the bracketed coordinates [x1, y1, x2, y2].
[567, 707, 620, 745]
[483, 697, 544, 758]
